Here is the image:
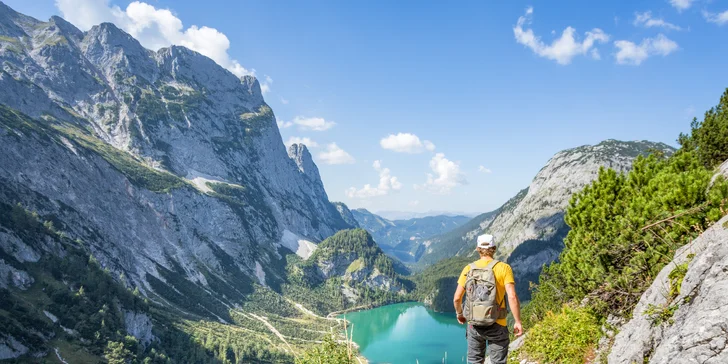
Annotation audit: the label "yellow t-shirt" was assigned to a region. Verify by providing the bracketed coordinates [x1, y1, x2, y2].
[457, 258, 515, 327]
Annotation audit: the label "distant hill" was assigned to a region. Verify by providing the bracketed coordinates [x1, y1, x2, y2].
[375, 210, 480, 221]
[283, 229, 413, 314]
[350, 209, 470, 263]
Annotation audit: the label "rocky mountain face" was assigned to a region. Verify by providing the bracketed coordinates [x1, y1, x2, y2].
[607, 215, 728, 364]
[350, 208, 470, 263]
[332, 202, 360, 229]
[415, 140, 675, 301]
[0, 1, 352, 323]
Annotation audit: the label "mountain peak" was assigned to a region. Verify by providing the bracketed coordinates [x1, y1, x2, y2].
[82, 21, 151, 61]
[240, 74, 263, 99]
[288, 143, 319, 176]
[47, 15, 84, 42]
[0, 0, 38, 37]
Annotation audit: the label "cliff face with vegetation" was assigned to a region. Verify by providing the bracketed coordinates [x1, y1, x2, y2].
[608, 214, 728, 364]
[283, 229, 412, 315]
[509, 90, 728, 364]
[413, 140, 674, 309]
[0, 3, 402, 362]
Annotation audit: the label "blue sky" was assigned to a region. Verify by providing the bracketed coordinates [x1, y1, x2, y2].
[6, 0, 728, 214]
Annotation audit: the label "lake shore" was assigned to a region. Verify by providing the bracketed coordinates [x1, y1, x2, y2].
[338, 302, 467, 364]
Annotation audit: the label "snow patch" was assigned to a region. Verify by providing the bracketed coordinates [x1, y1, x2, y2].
[279, 230, 317, 259]
[185, 169, 232, 193]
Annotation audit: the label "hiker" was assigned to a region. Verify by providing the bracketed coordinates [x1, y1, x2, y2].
[453, 233, 523, 364]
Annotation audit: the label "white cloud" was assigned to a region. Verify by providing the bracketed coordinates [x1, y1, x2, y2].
[318, 143, 355, 165]
[346, 160, 402, 199]
[634, 11, 682, 30]
[409, 200, 420, 207]
[280, 97, 289, 105]
[614, 34, 679, 65]
[513, 7, 609, 65]
[260, 75, 273, 95]
[285, 137, 318, 148]
[277, 119, 293, 129]
[291, 116, 335, 131]
[703, 10, 728, 25]
[478, 165, 492, 173]
[55, 0, 255, 77]
[669, 0, 696, 12]
[380, 133, 436, 154]
[416, 153, 467, 194]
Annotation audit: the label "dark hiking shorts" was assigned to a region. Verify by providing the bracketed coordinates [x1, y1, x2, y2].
[466, 323, 510, 364]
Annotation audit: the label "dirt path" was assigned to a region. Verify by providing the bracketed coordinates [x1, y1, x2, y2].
[248, 313, 294, 353]
[53, 348, 69, 364]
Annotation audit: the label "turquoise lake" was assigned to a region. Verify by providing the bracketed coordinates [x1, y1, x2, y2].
[341, 302, 468, 364]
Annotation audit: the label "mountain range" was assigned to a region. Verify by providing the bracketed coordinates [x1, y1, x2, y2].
[349, 209, 470, 263]
[1, 2, 713, 363]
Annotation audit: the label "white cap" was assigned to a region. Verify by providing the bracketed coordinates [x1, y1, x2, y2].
[476, 234, 495, 249]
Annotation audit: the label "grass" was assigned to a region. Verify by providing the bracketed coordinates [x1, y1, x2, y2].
[50, 339, 101, 363]
[0, 35, 20, 43]
[346, 258, 365, 273]
[510, 305, 601, 364]
[52, 124, 187, 193]
[668, 262, 689, 298]
[644, 303, 679, 326]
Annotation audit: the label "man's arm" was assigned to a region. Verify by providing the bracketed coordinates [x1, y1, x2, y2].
[505, 283, 523, 336]
[453, 285, 466, 324]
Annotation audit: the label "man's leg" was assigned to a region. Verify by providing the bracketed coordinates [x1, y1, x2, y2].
[466, 325, 487, 364]
[485, 324, 510, 364]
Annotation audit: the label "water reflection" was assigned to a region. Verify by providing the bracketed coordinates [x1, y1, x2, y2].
[342, 302, 467, 364]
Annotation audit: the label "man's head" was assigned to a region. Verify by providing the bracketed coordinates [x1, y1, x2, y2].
[476, 234, 496, 258]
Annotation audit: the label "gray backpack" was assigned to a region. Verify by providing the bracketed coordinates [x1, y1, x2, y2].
[463, 260, 507, 326]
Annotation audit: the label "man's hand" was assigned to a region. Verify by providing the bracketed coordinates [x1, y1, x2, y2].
[505, 283, 523, 336]
[457, 314, 467, 324]
[513, 321, 523, 336]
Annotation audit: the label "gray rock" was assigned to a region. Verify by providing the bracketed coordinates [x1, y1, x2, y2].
[124, 311, 155, 346]
[0, 258, 33, 290]
[0, 335, 28, 360]
[608, 214, 728, 364]
[0, 230, 40, 263]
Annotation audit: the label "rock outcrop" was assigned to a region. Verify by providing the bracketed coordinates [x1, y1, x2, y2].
[124, 311, 155, 347]
[607, 216, 728, 364]
[292, 229, 408, 302]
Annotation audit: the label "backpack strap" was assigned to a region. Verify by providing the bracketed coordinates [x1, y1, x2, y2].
[485, 259, 499, 270]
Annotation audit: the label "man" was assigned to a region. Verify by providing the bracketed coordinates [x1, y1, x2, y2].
[453, 233, 523, 364]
